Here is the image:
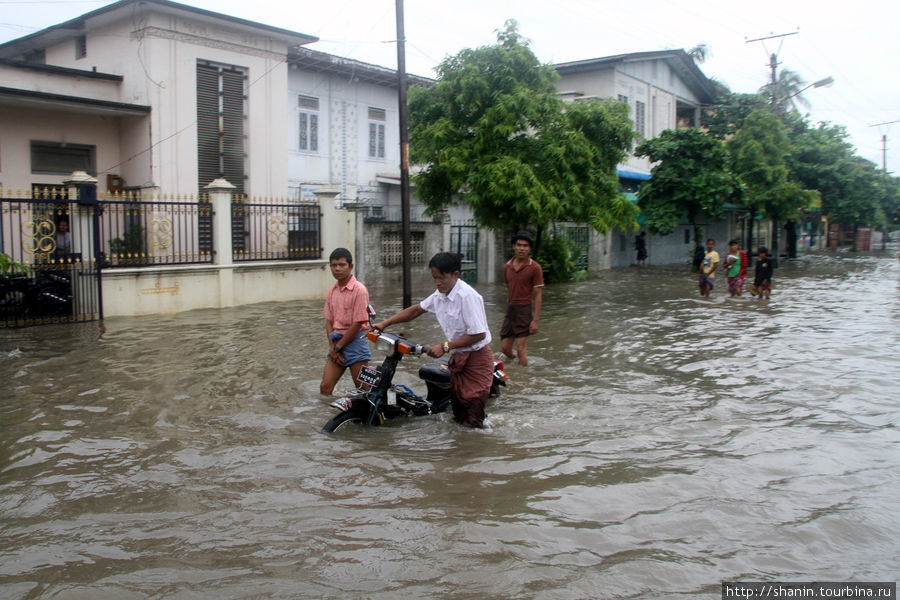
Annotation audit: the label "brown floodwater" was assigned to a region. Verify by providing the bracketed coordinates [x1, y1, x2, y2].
[2, 251, 899, 599]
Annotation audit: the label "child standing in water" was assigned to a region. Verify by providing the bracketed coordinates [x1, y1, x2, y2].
[752, 247, 774, 299]
[723, 240, 746, 297]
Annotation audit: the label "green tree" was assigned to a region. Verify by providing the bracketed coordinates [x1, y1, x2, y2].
[634, 128, 738, 247]
[765, 68, 809, 113]
[702, 88, 768, 140]
[728, 109, 814, 257]
[688, 43, 710, 63]
[785, 114, 885, 249]
[408, 20, 637, 250]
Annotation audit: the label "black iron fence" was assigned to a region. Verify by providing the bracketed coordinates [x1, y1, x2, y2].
[450, 223, 479, 284]
[2, 189, 323, 327]
[98, 194, 213, 267]
[1, 196, 100, 327]
[231, 199, 322, 262]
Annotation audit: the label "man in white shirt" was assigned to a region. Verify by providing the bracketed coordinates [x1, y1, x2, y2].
[372, 252, 493, 428]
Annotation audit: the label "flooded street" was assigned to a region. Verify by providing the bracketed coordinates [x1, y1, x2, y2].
[2, 252, 899, 599]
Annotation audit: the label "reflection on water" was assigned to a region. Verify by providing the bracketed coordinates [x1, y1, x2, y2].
[2, 252, 899, 599]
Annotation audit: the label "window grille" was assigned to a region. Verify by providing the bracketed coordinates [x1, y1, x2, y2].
[381, 230, 424, 267]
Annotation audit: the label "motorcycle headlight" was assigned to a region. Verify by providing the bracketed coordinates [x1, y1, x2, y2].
[376, 336, 395, 352]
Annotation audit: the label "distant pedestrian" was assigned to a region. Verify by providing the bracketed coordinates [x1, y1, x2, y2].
[500, 231, 544, 366]
[635, 231, 648, 266]
[723, 239, 746, 296]
[691, 243, 705, 273]
[698, 238, 719, 298]
[320, 248, 371, 395]
[752, 247, 774, 299]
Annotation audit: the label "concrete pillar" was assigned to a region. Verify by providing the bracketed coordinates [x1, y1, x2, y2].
[205, 178, 235, 308]
[63, 170, 98, 264]
[315, 186, 354, 261]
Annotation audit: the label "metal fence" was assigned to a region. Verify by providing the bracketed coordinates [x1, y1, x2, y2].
[231, 199, 322, 262]
[450, 223, 479, 284]
[98, 193, 213, 267]
[1, 196, 100, 327]
[2, 189, 323, 327]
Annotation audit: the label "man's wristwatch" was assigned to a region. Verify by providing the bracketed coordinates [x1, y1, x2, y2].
[442, 341, 450, 353]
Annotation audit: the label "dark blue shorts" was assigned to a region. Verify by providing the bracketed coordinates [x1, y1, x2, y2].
[328, 331, 371, 367]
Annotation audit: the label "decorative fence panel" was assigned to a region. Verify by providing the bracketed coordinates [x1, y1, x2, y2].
[232, 199, 322, 262]
[98, 192, 213, 267]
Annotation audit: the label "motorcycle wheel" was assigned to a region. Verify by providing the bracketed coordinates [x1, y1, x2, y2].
[322, 409, 368, 433]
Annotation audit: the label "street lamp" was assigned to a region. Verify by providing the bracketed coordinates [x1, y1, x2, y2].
[785, 76, 834, 101]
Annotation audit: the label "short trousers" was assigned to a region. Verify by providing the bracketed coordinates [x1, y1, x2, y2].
[727, 275, 745, 293]
[328, 330, 371, 367]
[698, 273, 715, 289]
[500, 303, 533, 339]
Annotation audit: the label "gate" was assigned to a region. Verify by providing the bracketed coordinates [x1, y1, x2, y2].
[450, 223, 478, 284]
[1, 195, 101, 328]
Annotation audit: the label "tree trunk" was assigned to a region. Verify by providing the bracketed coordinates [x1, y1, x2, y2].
[771, 218, 780, 267]
[785, 219, 798, 259]
[745, 210, 755, 257]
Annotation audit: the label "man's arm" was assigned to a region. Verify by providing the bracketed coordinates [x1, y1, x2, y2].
[427, 332, 485, 358]
[530, 286, 542, 334]
[372, 304, 426, 332]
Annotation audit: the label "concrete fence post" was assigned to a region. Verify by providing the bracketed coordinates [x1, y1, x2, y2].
[205, 178, 236, 308]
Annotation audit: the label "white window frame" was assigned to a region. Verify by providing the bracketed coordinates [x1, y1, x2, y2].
[298, 95, 319, 153]
[368, 107, 386, 160]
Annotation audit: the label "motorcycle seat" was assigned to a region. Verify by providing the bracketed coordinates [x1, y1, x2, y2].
[418, 361, 450, 384]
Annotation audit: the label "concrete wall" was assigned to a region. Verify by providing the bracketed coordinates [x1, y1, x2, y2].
[100, 261, 332, 317]
[608, 219, 732, 268]
[95, 180, 354, 317]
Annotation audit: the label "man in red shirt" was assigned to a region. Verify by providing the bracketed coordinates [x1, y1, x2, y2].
[320, 248, 371, 395]
[500, 231, 544, 366]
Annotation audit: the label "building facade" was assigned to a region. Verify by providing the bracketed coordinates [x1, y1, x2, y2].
[554, 50, 726, 267]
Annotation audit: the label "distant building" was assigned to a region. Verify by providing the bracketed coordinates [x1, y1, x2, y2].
[554, 50, 726, 267]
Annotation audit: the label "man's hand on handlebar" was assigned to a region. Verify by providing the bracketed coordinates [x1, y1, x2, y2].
[426, 343, 447, 358]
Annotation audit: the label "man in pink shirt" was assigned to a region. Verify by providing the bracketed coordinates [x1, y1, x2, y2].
[321, 248, 371, 395]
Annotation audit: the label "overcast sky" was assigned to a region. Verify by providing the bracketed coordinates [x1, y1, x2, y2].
[2, 0, 898, 174]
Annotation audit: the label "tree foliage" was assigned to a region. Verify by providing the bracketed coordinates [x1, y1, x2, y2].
[408, 20, 637, 236]
[727, 109, 814, 222]
[784, 113, 885, 230]
[763, 68, 810, 113]
[634, 128, 737, 241]
[702, 89, 768, 140]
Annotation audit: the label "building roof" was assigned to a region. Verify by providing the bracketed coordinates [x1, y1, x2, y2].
[0, 85, 151, 116]
[0, 0, 318, 59]
[554, 49, 718, 105]
[289, 47, 434, 88]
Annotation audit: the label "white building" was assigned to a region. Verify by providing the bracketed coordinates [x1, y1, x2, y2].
[0, 0, 317, 199]
[554, 51, 725, 267]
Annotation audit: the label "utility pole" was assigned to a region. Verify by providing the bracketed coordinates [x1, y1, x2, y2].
[870, 119, 899, 250]
[745, 30, 798, 109]
[745, 29, 798, 264]
[395, 0, 412, 308]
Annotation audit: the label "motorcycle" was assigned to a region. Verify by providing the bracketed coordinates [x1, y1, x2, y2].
[322, 328, 507, 433]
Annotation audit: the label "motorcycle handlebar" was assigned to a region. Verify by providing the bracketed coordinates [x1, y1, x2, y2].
[367, 329, 428, 356]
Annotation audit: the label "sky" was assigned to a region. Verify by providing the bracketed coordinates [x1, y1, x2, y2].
[2, 0, 899, 174]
